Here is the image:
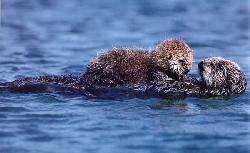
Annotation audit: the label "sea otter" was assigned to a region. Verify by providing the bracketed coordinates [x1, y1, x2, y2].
[83, 38, 193, 88]
[197, 57, 247, 96]
[0, 57, 246, 98]
[140, 57, 247, 98]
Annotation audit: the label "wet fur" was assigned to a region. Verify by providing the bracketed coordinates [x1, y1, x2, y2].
[84, 38, 193, 88]
[150, 38, 193, 79]
[2, 57, 246, 98]
[83, 48, 150, 87]
[0, 46, 246, 98]
[198, 57, 247, 96]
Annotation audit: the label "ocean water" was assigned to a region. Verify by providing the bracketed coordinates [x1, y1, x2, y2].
[0, 0, 250, 153]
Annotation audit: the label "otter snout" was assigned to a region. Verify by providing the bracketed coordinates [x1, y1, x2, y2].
[169, 62, 187, 80]
[198, 61, 213, 87]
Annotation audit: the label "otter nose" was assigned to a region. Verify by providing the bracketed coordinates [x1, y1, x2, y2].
[198, 62, 204, 72]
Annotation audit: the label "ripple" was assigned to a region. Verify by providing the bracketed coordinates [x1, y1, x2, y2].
[28, 135, 58, 142]
[0, 106, 30, 113]
[0, 131, 15, 137]
[1, 0, 250, 153]
[0, 147, 28, 153]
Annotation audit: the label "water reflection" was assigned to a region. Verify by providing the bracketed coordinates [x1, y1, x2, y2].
[151, 98, 187, 111]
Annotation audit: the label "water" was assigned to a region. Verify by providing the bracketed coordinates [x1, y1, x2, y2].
[0, 0, 250, 152]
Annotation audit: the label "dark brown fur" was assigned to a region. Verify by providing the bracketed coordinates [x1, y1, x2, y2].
[1, 57, 246, 98]
[132, 57, 247, 98]
[83, 48, 149, 87]
[84, 38, 193, 87]
[198, 57, 247, 96]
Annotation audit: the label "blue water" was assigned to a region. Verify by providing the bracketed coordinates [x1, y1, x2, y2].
[1, 0, 250, 153]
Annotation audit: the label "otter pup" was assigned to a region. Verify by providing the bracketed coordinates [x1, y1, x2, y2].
[0, 38, 193, 94]
[1, 57, 246, 98]
[150, 38, 193, 79]
[84, 38, 193, 87]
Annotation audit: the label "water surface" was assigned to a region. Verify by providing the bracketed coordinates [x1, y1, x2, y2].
[0, 0, 250, 153]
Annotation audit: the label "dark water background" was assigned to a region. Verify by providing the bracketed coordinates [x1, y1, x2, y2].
[1, 0, 250, 153]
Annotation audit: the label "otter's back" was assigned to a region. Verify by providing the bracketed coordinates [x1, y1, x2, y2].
[84, 48, 149, 87]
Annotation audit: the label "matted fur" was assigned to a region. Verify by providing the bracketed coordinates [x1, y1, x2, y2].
[151, 38, 193, 79]
[84, 38, 193, 87]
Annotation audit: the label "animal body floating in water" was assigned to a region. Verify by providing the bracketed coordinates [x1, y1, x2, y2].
[0, 38, 246, 99]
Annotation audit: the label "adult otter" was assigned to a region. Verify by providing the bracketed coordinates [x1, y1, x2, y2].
[197, 57, 247, 96]
[1, 57, 246, 98]
[83, 38, 193, 88]
[141, 57, 247, 98]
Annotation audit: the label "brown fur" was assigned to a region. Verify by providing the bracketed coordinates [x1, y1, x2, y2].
[2, 57, 246, 98]
[84, 48, 149, 87]
[83, 38, 193, 87]
[150, 38, 193, 78]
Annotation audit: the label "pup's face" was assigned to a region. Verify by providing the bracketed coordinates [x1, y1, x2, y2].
[152, 38, 193, 80]
[198, 57, 246, 94]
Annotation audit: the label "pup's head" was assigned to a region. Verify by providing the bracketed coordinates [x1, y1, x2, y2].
[198, 57, 247, 95]
[151, 38, 193, 80]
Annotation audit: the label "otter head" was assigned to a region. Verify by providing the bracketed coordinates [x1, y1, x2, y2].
[150, 38, 193, 80]
[198, 57, 247, 95]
